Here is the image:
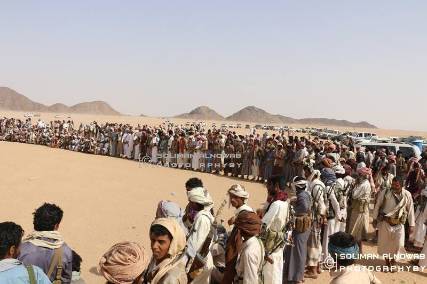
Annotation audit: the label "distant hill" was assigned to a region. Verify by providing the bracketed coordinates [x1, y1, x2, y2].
[0, 87, 121, 115]
[226, 105, 377, 129]
[175, 106, 224, 120]
[226, 106, 282, 124]
[70, 101, 120, 115]
[0, 87, 48, 112]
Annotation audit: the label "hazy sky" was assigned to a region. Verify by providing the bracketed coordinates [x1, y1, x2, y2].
[1, 1, 426, 131]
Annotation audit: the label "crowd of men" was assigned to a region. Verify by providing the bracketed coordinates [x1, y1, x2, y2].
[1, 116, 427, 283]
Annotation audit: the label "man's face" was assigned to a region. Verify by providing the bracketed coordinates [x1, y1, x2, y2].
[229, 194, 244, 209]
[392, 180, 402, 193]
[150, 233, 171, 263]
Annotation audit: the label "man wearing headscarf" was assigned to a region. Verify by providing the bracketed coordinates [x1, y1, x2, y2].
[303, 166, 327, 279]
[293, 142, 308, 178]
[321, 166, 344, 264]
[99, 242, 148, 284]
[283, 176, 312, 284]
[328, 232, 381, 284]
[233, 211, 264, 284]
[347, 167, 372, 254]
[143, 218, 187, 284]
[411, 184, 427, 248]
[156, 201, 188, 235]
[185, 187, 214, 284]
[372, 178, 415, 271]
[260, 176, 289, 283]
[222, 185, 253, 284]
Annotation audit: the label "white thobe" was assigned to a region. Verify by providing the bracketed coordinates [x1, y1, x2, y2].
[235, 236, 265, 284]
[349, 179, 371, 241]
[122, 133, 133, 158]
[322, 188, 341, 261]
[151, 136, 159, 163]
[373, 189, 415, 258]
[412, 188, 427, 247]
[261, 200, 289, 284]
[186, 210, 214, 284]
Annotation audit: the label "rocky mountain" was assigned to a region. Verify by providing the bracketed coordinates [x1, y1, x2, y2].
[175, 106, 224, 120]
[225, 105, 377, 128]
[0, 87, 121, 115]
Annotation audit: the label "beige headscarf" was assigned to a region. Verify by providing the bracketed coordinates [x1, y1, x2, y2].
[146, 218, 186, 284]
[228, 184, 249, 200]
[99, 241, 148, 284]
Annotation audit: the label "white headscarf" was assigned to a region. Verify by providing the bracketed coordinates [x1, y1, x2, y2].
[228, 184, 249, 199]
[187, 187, 213, 206]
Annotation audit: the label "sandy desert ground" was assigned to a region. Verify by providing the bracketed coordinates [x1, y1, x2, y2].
[1, 111, 426, 283]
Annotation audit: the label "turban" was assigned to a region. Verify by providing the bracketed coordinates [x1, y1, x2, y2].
[228, 184, 249, 199]
[291, 177, 308, 191]
[328, 242, 359, 261]
[322, 158, 333, 168]
[357, 167, 372, 176]
[321, 167, 337, 186]
[327, 143, 337, 152]
[156, 201, 183, 219]
[187, 187, 213, 206]
[234, 211, 262, 237]
[99, 242, 147, 284]
[155, 201, 187, 234]
[223, 211, 261, 283]
[333, 165, 346, 175]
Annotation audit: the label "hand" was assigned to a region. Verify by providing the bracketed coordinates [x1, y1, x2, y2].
[372, 220, 377, 228]
[228, 216, 235, 226]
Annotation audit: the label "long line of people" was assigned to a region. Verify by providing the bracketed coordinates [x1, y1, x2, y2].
[2, 174, 427, 283]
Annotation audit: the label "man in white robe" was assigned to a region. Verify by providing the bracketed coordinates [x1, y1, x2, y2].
[348, 167, 372, 254]
[151, 133, 160, 164]
[222, 184, 254, 284]
[233, 210, 264, 284]
[411, 185, 427, 248]
[122, 129, 133, 159]
[373, 177, 415, 270]
[185, 187, 214, 284]
[304, 168, 327, 278]
[322, 178, 342, 262]
[261, 177, 289, 283]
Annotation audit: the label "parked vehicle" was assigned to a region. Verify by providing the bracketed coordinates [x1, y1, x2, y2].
[358, 142, 421, 159]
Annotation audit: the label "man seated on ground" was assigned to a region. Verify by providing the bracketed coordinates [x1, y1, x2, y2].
[99, 241, 148, 284]
[143, 218, 187, 283]
[19, 203, 73, 283]
[0, 221, 51, 284]
[328, 232, 381, 284]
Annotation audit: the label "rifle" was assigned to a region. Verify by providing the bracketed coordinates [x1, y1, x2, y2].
[187, 198, 227, 281]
